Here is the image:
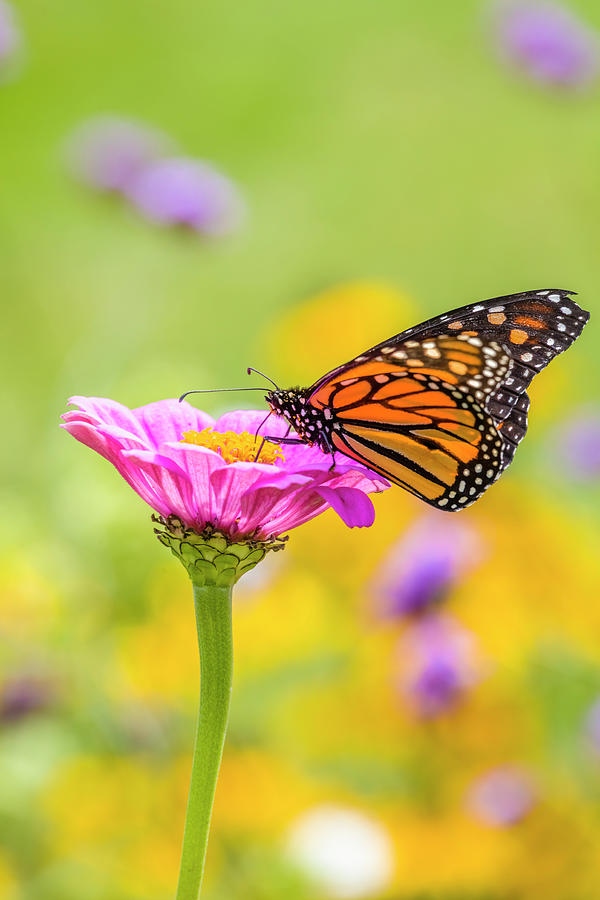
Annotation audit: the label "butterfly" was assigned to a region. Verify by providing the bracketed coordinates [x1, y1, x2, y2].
[264, 289, 590, 511]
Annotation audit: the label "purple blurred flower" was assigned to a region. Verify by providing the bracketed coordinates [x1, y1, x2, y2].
[467, 766, 536, 826]
[397, 615, 483, 718]
[492, 1, 599, 88]
[0, 0, 20, 67]
[553, 409, 600, 479]
[371, 515, 484, 619]
[0, 675, 53, 723]
[584, 697, 600, 751]
[65, 116, 170, 193]
[125, 157, 243, 235]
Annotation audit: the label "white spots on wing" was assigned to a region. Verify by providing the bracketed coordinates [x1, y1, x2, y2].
[521, 351, 533, 362]
[546, 338, 554, 346]
[374, 374, 390, 384]
[557, 323, 566, 332]
[489, 306, 505, 313]
[561, 306, 572, 315]
[548, 293, 561, 301]
[438, 498, 448, 507]
[392, 350, 407, 359]
[425, 348, 442, 359]
[324, 408, 333, 419]
[472, 305, 484, 311]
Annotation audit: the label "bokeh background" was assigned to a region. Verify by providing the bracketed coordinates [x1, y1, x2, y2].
[2, 0, 600, 897]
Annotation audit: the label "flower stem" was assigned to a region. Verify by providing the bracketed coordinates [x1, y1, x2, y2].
[175, 581, 233, 900]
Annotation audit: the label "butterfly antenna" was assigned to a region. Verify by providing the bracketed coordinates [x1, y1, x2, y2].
[179, 387, 267, 402]
[246, 367, 279, 389]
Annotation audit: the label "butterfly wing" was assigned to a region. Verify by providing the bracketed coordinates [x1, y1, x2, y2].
[305, 289, 589, 509]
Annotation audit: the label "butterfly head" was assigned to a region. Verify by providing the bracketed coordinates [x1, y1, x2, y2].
[265, 386, 303, 417]
[265, 386, 317, 438]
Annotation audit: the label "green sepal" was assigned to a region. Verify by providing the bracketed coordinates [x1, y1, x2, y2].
[152, 514, 286, 586]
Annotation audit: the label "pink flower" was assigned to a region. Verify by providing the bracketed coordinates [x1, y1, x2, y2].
[61, 397, 389, 539]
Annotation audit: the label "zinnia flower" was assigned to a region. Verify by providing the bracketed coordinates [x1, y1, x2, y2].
[64, 116, 170, 193]
[125, 157, 243, 235]
[370, 514, 484, 619]
[61, 397, 387, 544]
[61, 394, 389, 899]
[491, 1, 599, 88]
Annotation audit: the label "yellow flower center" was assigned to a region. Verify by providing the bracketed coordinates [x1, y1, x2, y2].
[180, 428, 284, 465]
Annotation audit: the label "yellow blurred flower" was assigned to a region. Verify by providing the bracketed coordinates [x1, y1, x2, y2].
[0, 854, 17, 900]
[257, 281, 416, 386]
[0, 554, 61, 640]
[41, 753, 188, 895]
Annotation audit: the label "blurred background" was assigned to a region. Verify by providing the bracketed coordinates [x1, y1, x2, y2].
[2, 0, 600, 897]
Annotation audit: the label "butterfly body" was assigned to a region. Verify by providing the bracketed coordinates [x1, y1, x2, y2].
[265, 290, 590, 511]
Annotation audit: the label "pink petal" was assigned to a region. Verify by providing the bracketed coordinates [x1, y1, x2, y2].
[134, 399, 215, 447]
[214, 409, 291, 438]
[209, 461, 276, 532]
[157, 442, 229, 524]
[314, 485, 376, 528]
[66, 396, 149, 439]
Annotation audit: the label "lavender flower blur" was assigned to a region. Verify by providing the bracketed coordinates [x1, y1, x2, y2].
[125, 157, 244, 235]
[371, 515, 484, 619]
[466, 766, 536, 826]
[65, 116, 170, 192]
[554, 409, 600, 479]
[492, 1, 599, 88]
[584, 697, 600, 752]
[0, 0, 21, 71]
[0, 675, 53, 723]
[397, 615, 483, 718]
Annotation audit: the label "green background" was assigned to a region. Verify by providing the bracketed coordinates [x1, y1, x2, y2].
[2, 1, 600, 898]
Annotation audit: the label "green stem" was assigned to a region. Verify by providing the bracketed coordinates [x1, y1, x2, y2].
[175, 581, 234, 900]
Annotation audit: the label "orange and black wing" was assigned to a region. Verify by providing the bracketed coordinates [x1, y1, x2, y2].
[305, 289, 589, 509]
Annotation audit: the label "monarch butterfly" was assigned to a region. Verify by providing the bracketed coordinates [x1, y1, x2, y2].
[263, 289, 590, 511]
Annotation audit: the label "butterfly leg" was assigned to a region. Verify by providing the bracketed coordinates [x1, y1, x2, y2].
[261, 436, 305, 445]
[254, 424, 303, 461]
[319, 430, 337, 471]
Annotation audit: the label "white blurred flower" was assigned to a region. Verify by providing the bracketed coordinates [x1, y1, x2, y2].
[285, 805, 394, 899]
